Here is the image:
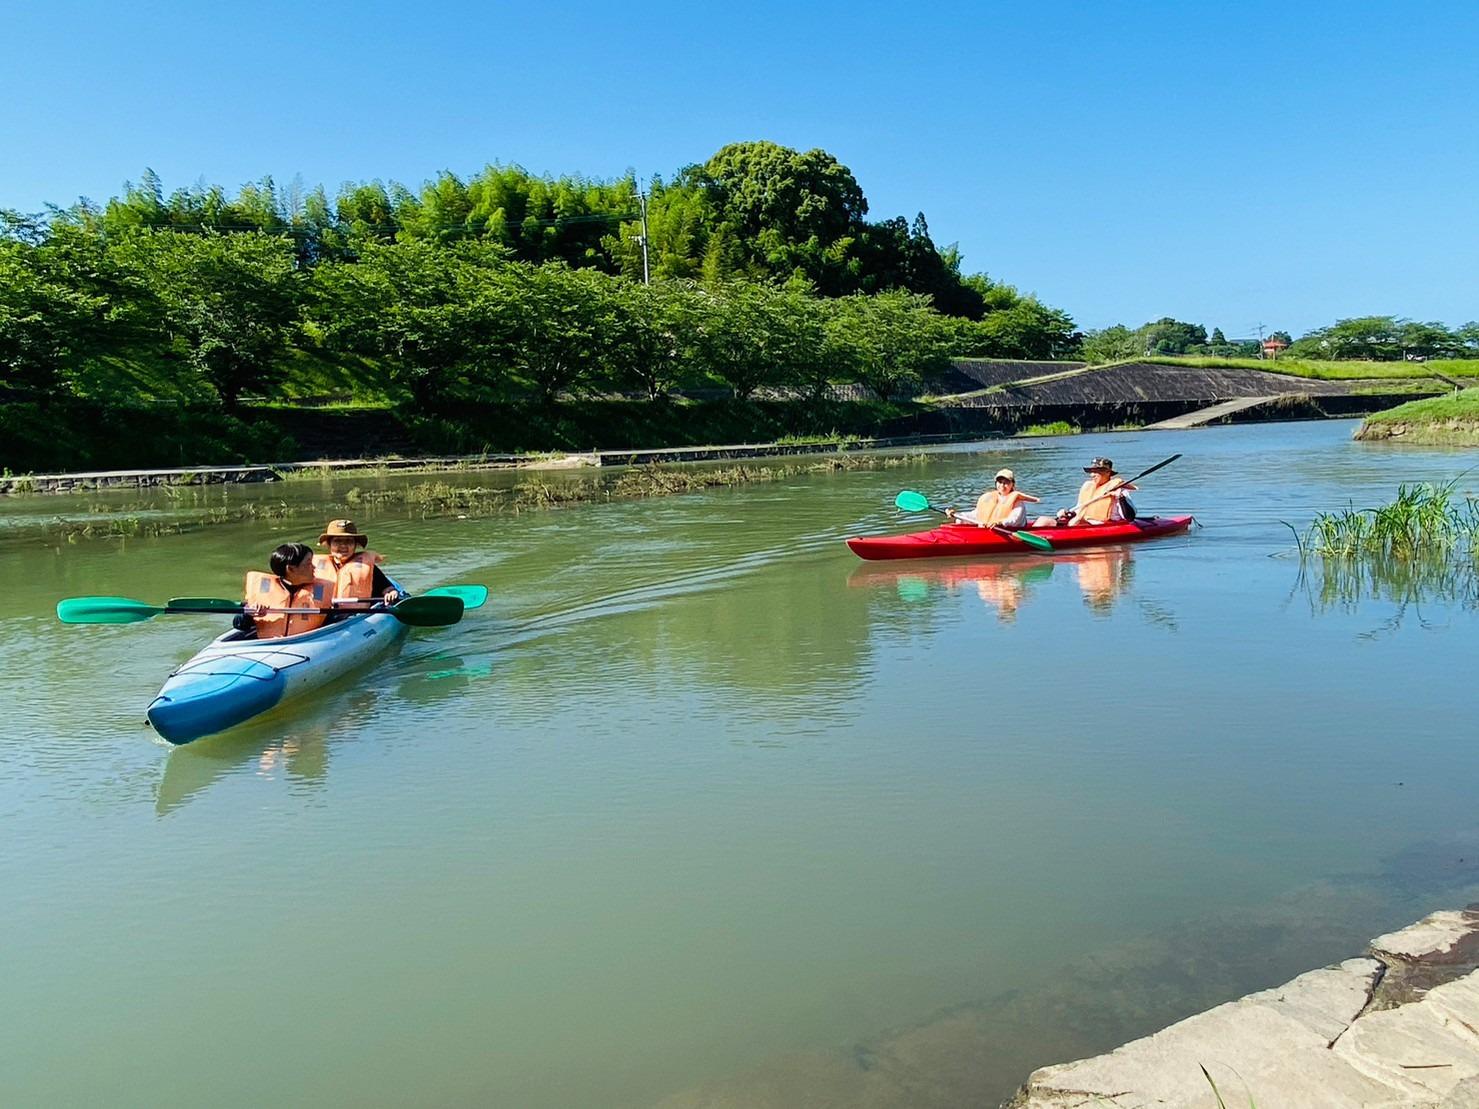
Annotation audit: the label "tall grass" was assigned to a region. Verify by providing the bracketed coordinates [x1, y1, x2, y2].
[1017, 421, 1078, 436]
[1304, 481, 1479, 559]
[1293, 482, 1479, 626]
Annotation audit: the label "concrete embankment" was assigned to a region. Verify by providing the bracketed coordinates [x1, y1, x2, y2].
[1009, 905, 1479, 1109]
[0, 433, 972, 495]
[2, 359, 1438, 490]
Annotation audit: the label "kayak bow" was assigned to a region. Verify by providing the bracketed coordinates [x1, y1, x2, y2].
[145, 609, 408, 744]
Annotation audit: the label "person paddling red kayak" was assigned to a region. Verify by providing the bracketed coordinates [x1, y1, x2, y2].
[850, 454, 1189, 560]
[944, 469, 1043, 529]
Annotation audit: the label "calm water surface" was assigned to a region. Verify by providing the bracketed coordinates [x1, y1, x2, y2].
[3, 420, 1478, 1107]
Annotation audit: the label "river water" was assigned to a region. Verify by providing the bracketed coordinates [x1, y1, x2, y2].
[3, 420, 1478, 1107]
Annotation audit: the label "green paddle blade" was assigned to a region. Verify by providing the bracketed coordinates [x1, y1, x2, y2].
[389, 595, 464, 627]
[56, 596, 163, 624]
[166, 597, 248, 613]
[1009, 530, 1055, 553]
[894, 490, 932, 512]
[423, 585, 489, 610]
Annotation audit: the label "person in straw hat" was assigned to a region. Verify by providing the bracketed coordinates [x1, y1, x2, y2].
[945, 468, 1041, 529]
[1033, 457, 1137, 528]
[313, 519, 401, 604]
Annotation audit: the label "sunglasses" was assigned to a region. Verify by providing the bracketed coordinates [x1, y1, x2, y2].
[995, 477, 1014, 483]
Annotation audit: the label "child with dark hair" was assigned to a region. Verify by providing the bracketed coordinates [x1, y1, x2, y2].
[236, 542, 335, 639]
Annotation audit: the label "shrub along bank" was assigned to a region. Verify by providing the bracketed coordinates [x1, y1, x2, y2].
[0, 396, 924, 473]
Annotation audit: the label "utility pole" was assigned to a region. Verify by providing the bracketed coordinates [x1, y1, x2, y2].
[635, 187, 650, 285]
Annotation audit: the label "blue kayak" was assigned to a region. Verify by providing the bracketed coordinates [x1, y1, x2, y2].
[146, 609, 408, 744]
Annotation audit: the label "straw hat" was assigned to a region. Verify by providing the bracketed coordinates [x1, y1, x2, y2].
[318, 518, 368, 547]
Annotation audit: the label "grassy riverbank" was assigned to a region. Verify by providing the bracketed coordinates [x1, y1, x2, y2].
[1151, 355, 1479, 380]
[1353, 391, 1479, 445]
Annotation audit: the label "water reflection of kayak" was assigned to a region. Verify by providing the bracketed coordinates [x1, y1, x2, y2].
[145, 611, 408, 745]
[849, 555, 1056, 619]
[848, 549, 1137, 619]
[844, 515, 1193, 561]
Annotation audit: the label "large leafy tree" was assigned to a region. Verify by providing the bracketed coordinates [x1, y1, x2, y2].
[1079, 325, 1141, 364]
[953, 297, 1079, 360]
[695, 142, 867, 292]
[1289, 316, 1404, 360]
[607, 280, 701, 400]
[111, 230, 303, 408]
[1139, 317, 1208, 355]
[502, 264, 630, 403]
[0, 232, 111, 395]
[826, 290, 952, 399]
[309, 239, 515, 409]
[687, 282, 808, 400]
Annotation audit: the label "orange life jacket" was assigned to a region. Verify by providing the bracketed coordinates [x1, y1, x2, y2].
[313, 550, 384, 600]
[243, 571, 332, 639]
[974, 489, 1038, 527]
[1074, 478, 1133, 524]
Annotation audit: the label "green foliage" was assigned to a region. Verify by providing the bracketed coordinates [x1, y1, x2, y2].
[1140, 317, 1207, 354]
[1155, 355, 1479, 379]
[3, 143, 1087, 447]
[503, 264, 634, 402]
[1304, 481, 1478, 559]
[827, 290, 953, 399]
[1079, 325, 1142, 363]
[949, 293, 1079, 359]
[110, 230, 302, 407]
[696, 142, 867, 293]
[308, 239, 515, 408]
[1018, 421, 1077, 436]
[1288, 315, 1474, 361]
[1361, 389, 1479, 428]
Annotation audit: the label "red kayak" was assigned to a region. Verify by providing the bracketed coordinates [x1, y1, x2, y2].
[845, 515, 1194, 561]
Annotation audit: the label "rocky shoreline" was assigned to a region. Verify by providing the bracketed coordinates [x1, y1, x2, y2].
[1009, 905, 1479, 1108]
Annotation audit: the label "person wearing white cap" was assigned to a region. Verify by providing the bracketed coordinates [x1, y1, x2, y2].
[945, 469, 1041, 529]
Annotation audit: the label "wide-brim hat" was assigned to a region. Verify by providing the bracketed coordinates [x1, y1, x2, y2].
[318, 518, 368, 547]
[1083, 457, 1117, 474]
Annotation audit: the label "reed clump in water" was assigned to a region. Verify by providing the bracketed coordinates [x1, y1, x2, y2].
[1292, 481, 1479, 628]
[1303, 481, 1479, 559]
[46, 500, 294, 543]
[347, 453, 927, 517]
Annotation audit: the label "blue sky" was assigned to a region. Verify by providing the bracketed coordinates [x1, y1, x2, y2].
[4, 0, 1476, 334]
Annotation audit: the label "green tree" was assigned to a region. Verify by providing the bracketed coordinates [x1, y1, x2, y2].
[951, 297, 1078, 359]
[1079, 325, 1141, 363]
[309, 239, 514, 409]
[827, 290, 951, 399]
[113, 230, 302, 408]
[696, 142, 867, 292]
[1396, 320, 1462, 360]
[607, 280, 702, 399]
[687, 282, 807, 400]
[0, 235, 110, 394]
[503, 264, 628, 403]
[1289, 316, 1404, 360]
[1138, 317, 1208, 355]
